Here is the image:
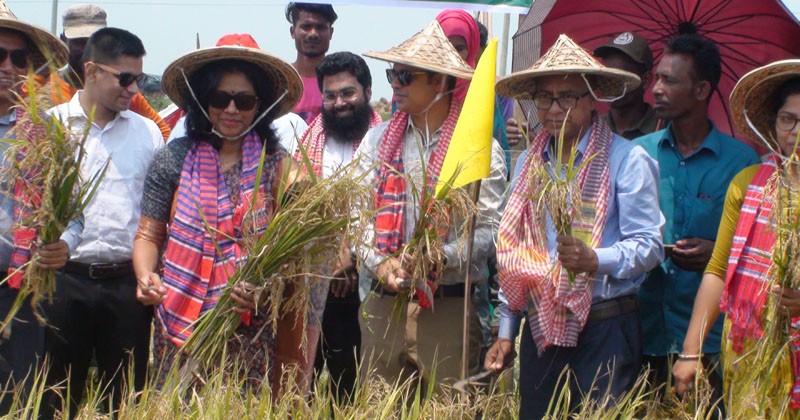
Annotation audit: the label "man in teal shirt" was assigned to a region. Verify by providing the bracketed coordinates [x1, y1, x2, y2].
[634, 34, 760, 406]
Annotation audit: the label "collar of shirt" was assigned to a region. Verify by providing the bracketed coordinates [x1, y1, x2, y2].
[658, 120, 721, 157]
[0, 109, 16, 126]
[67, 90, 134, 129]
[407, 116, 443, 149]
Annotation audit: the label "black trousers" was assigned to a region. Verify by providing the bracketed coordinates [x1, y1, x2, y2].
[314, 287, 361, 403]
[519, 311, 642, 419]
[40, 271, 152, 419]
[0, 284, 45, 415]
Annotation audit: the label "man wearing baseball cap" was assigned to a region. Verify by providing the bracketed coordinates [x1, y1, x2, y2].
[594, 31, 660, 139]
[51, 3, 171, 140]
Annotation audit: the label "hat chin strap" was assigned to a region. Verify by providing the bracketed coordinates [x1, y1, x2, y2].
[581, 73, 629, 103]
[410, 78, 456, 146]
[180, 67, 289, 141]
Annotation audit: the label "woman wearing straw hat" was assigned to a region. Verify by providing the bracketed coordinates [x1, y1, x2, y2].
[132, 43, 305, 392]
[356, 21, 507, 392]
[487, 34, 663, 418]
[674, 60, 800, 416]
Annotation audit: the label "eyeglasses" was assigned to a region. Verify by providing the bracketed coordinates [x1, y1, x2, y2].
[207, 90, 260, 111]
[386, 69, 426, 87]
[322, 88, 359, 104]
[776, 112, 800, 132]
[532, 91, 591, 110]
[92, 62, 146, 88]
[0, 47, 30, 68]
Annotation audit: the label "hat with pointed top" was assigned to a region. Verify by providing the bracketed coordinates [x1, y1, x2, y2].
[0, 0, 67, 73]
[497, 34, 640, 100]
[364, 20, 473, 80]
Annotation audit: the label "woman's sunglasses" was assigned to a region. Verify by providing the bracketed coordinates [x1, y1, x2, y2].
[207, 91, 260, 111]
[92, 62, 147, 88]
[386, 69, 426, 87]
[0, 47, 30, 69]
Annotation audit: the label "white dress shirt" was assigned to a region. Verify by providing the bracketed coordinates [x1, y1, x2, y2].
[50, 92, 163, 263]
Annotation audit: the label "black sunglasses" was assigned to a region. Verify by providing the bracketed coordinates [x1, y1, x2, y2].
[92, 62, 146, 88]
[0, 47, 30, 68]
[386, 68, 426, 86]
[207, 90, 260, 111]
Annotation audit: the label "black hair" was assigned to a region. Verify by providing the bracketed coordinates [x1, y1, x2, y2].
[770, 77, 800, 123]
[664, 34, 721, 92]
[285, 3, 338, 25]
[475, 19, 488, 49]
[315, 51, 371, 91]
[184, 59, 280, 151]
[82, 27, 145, 64]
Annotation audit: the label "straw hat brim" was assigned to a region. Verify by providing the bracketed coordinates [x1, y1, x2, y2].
[162, 46, 302, 118]
[363, 50, 473, 80]
[729, 59, 800, 145]
[0, 18, 68, 73]
[496, 66, 641, 100]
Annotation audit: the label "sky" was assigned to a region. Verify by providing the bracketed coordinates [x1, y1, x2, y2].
[10, 0, 800, 102]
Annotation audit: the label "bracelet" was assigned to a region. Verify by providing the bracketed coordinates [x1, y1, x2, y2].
[677, 353, 703, 361]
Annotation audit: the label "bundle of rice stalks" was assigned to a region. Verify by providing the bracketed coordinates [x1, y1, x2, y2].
[180, 154, 372, 371]
[1, 74, 106, 327]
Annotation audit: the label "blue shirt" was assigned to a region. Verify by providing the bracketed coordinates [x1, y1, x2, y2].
[0, 111, 17, 267]
[498, 126, 665, 340]
[634, 123, 760, 355]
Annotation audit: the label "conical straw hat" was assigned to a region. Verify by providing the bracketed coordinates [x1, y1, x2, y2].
[729, 59, 800, 147]
[162, 45, 302, 118]
[0, 0, 67, 73]
[364, 20, 473, 80]
[497, 34, 640, 100]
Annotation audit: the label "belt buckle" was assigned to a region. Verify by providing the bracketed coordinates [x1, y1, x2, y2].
[88, 264, 98, 279]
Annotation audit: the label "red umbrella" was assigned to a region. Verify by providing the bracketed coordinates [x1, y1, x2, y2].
[512, 0, 800, 143]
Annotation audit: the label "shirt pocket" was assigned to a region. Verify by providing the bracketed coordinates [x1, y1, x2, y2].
[682, 194, 719, 240]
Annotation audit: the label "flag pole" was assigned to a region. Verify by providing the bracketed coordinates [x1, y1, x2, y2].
[460, 179, 482, 382]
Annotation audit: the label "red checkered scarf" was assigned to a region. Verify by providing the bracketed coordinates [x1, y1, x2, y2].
[496, 116, 613, 353]
[373, 96, 462, 309]
[294, 110, 383, 177]
[7, 108, 46, 288]
[719, 156, 800, 407]
[156, 132, 284, 345]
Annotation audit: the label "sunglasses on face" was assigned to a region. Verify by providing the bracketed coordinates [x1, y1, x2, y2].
[92, 62, 147, 88]
[386, 69, 426, 87]
[0, 47, 30, 69]
[207, 90, 260, 111]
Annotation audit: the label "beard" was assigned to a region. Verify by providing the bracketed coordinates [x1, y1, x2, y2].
[322, 101, 374, 142]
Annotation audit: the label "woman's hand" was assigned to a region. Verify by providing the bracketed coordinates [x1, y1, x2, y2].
[230, 281, 265, 313]
[772, 286, 800, 317]
[672, 359, 701, 396]
[136, 272, 167, 306]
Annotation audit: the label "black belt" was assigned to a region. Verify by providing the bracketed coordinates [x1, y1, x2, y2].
[63, 261, 134, 280]
[370, 279, 466, 299]
[587, 295, 639, 323]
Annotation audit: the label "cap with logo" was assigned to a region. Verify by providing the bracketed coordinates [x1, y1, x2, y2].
[593, 32, 653, 71]
[62, 3, 107, 39]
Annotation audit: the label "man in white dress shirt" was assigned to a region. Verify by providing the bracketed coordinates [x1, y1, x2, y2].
[42, 27, 162, 419]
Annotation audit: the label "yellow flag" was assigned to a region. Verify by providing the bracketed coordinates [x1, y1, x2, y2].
[436, 38, 497, 195]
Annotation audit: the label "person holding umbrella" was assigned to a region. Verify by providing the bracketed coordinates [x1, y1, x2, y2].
[486, 34, 663, 418]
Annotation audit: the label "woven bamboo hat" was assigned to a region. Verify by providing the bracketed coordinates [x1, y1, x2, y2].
[162, 46, 302, 117]
[364, 20, 473, 80]
[730, 60, 800, 145]
[0, 0, 67, 72]
[497, 34, 640, 100]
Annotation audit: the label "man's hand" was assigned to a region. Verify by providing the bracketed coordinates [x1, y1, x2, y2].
[672, 359, 701, 396]
[771, 286, 800, 317]
[671, 238, 714, 272]
[34, 240, 69, 270]
[484, 338, 513, 371]
[230, 281, 265, 314]
[331, 247, 358, 298]
[556, 235, 598, 275]
[505, 118, 526, 147]
[136, 272, 167, 306]
[376, 257, 411, 294]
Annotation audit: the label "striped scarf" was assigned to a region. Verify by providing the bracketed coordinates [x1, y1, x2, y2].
[720, 157, 800, 407]
[496, 116, 613, 353]
[157, 132, 284, 345]
[373, 96, 462, 309]
[294, 109, 383, 177]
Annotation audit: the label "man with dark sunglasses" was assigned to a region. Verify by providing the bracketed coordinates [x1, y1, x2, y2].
[0, 4, 69, 414]
[41, 27, 163, 419]
[51, 3, 171, 140]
